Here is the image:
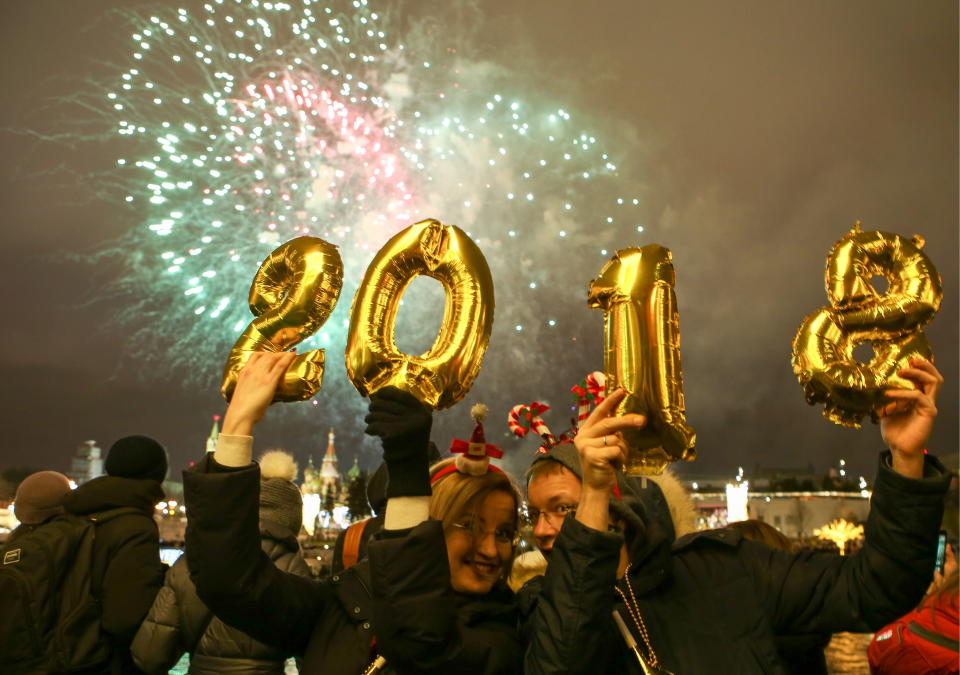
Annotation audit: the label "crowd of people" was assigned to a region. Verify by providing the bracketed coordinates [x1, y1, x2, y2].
[2, 353, 955, 674]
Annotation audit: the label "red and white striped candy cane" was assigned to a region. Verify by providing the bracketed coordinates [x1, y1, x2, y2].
[507, 402, 555, 446]
[571, 371, 607, 423]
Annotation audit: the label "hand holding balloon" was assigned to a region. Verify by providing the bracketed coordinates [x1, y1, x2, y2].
[588, 245, 695, 475]
[573, 389, 645, 534]
[878, 358, 942, 479]
[222, 351, 298, 437]
[792, 223, 942, 427]
[221, 237, 343, 403]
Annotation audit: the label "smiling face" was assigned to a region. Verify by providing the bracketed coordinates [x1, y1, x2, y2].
[526, 464, 582, 556]
[445, 490, 517, 595]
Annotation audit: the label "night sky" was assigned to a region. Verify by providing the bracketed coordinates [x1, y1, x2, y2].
[1, 0, 956, 485]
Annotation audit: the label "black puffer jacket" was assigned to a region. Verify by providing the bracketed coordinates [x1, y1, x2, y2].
[61, 475, 166, 675]
[183, 455, 521, 675]
[130, 522, 311, 674]
[521, 452, 951, 674]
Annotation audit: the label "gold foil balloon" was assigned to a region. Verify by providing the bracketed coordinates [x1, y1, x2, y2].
[588, 245, 696, 475]
[346, 218, 494, 409]
[792, 222, 942, 427]
[221, 237, 344, 403]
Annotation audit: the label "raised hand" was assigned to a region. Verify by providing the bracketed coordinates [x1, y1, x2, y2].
[573, 389, 646, 534]
[364, 386, 434, 498]
[879, 358, 942, 478]
[222, 351, 296, 436]
[574, 388, 646, 492]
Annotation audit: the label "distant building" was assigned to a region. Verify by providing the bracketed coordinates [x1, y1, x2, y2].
[69, 440, 103, 485]
[205, 415, 220, 454]
[303, 456, 321, 494]
[346, 457, 362, 482]
[319, 428, 341, 499]
[682, 467, 871, 537]
[301, 428, 352, 533]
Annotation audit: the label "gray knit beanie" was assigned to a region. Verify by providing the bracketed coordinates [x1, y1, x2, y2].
[258, 450, 303, 536]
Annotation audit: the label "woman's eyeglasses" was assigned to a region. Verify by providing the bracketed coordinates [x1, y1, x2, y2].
[450, 519, 518, 545]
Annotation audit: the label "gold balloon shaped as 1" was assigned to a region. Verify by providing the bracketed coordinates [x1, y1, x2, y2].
[588, 245, 696, 475]
[221, 237, 344, 403]
[792, 222, 942, 427]
[346, 219, 494, 409]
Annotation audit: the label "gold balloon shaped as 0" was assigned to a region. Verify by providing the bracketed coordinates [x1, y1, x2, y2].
[221, 237, 344, 403]
[588, 245, 696, 475]
[346, 219, 495, 409]
[792, 222, 942, 427]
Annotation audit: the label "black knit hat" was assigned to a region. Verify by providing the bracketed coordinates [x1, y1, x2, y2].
[105, 435, 169, 483]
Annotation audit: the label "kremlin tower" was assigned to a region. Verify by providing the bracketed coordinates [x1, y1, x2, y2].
[205, 415, 220, 454]
[319, 428, 341, 499]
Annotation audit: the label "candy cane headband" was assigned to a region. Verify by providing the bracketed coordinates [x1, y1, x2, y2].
[508, 371, 608, 453]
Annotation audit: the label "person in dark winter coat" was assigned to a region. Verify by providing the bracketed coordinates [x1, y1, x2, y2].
[725, 519, 831, 675]
[183, 351, 522, 675]
[61, 435, 169, 675]
[521, 359, 952, 674]
[131, 449, 311, 675]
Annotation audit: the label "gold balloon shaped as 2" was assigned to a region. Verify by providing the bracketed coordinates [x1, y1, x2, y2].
[588, 245, 695, 475]
[792, 222, 942, 427]
[346, 219, 494, 409]
[221, 237, 344, 403]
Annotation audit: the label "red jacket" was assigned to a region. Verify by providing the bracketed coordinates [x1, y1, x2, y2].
[868, 595, 959, 674]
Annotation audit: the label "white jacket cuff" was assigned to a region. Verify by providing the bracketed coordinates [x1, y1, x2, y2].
[214, 434, 253, 467]
[384, 496, 431, 530]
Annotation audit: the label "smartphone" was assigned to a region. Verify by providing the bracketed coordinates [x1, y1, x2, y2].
[935, 530, 947, 574]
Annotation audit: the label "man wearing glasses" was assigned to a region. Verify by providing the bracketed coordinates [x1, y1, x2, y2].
[520, 361, 951, 674]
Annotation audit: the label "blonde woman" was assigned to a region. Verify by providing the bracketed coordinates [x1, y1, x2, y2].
[183, 351, 522, 675]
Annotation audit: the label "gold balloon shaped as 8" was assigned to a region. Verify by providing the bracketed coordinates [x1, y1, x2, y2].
[346, 219, 494, 409]
[221, 237, 344, 403]
[588, 245, 696, 475]
[792, 222, 942, 427]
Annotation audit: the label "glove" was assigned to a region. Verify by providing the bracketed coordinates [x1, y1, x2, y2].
[364, 386, 433, 498]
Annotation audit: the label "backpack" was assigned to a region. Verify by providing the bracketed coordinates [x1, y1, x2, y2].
[340, 518, 370, 569]
[0, 507, 144, 674]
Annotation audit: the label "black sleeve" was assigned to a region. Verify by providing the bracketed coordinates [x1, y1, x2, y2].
[521, 515, 624, 675]
[752, 451, 951, 634]
[183, 455, 330, 656]
[368, 520, 522, 674]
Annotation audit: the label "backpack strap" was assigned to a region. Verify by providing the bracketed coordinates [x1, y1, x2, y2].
[908, 620, 960, 652]
[341, 519, 369, 569]
[85, 507, 155, 599]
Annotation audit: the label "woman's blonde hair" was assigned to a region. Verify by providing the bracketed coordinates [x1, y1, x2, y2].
[429, 458, 521, 582]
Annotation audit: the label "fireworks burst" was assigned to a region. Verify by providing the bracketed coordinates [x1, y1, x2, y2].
[101, 0, 647, 460]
